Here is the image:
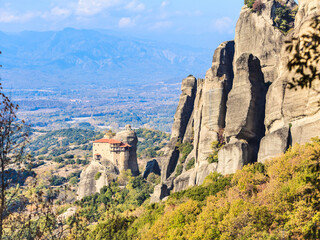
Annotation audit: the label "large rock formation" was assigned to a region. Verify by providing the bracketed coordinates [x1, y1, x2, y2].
[219, 53, 267, 174]
[77, 126, 139, 199]
[259, 0, 320, 161]
[194, 41, 234, 163]
[114, 125, 139, 176]
[161, 75, 197, 182]
[234, 0, 296, 84]
[155, 0, 320, 200]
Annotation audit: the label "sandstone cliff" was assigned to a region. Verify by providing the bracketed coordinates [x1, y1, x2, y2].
[153, 0, 320, 201]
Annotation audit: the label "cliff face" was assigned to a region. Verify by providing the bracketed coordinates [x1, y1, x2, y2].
[77, 126, 139, 199]
[154, 0, 320, 201]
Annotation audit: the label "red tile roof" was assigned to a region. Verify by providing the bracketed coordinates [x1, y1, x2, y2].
[94, 153, 101, 156]
[93, 138, 122, 144]
[120, 143, 131, 148]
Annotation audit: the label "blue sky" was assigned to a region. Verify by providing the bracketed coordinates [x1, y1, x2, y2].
[0, 0, 244, 48]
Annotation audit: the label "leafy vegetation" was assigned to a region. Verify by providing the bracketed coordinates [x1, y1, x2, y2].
[245, 0, 255, 9]
[176, 141, 193, 164]
[75, 172, 154, 223]
[28, 128, 99, 152]
[136, 128, 170, 159]
[185, 157, 195, 170]
[95, 172, 102, 180]
[273, 4, 297, 33]
[63, 138, 320, 239]
[175, 164, 183, 177]
[50, 175, 67, 186]
[245, 0, 297, 32]
[169, 172, 232, 202]
[207, 141, 224, 164]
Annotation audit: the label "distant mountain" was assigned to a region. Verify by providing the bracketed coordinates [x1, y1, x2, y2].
[0, 28, 212, 89]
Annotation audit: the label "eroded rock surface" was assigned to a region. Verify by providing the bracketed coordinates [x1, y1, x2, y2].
[194, 41, 234, 163]
[77, 161, 110, 200]
[161, 76, 197, 181]
[152, 0, 320, 200]
[217, 141, 249, 175]
[258, 127, 290, 163]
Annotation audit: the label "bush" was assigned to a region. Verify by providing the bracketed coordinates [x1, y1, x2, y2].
[147, 173, 161, 185]
[95, 172, 102, 180]
[50, 175, 67, 186]
[252, 0, 263, 13]
[69, 177, 78, 185]
[207, 141, 223, 164]
[53, 157, 64, 163]
[176, 141, 193, 164]
[175, 164, 183, 177]
[64, 154, 74, 159]
[169, 172, 232, 201]
[186, 157, 195, 170]
[273, 4, 297, 33]
[207, 152, 219, 163]
[245, 0, 255, 8]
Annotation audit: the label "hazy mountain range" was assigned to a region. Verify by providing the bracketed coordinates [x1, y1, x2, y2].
[0, 28, 213, 90]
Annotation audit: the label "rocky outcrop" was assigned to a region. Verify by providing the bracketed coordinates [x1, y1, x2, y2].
[258, 127, 290, 163]
[194, 41, 234, 163]
[143, 159, 161, 179]
[217, 141, 249, 175]
[234, 0, 297, 84]
[77, 126, 139, 199]
[154, 0, 320, 201]
[114, 125, 139, 176]
[219, 53, 267, 171]
[77, 161, 110, 199]
[262, 0, 320, 152]
[225, 53, 266, 143]
[161, 76, 197, 181]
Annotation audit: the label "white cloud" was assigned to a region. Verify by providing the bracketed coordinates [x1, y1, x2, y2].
[161, 1, 169, 7]
[125, 1, 145, 12]
[76, 0, 120, 16]
[118, 17, 134, 28]
[212, 17, 233, 32]
[51, 7, 71, 17]
[41, 6, 72, 20]
[0, 10, 37, 23]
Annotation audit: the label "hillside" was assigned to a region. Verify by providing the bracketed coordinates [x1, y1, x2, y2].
[66, 138, 320, 239]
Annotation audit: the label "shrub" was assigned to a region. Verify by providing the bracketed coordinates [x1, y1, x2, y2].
[186, 157, 195, 170]
[207, 152, 219, 164]
[95, 172, 102, 180]
[207, 141, 224, 164]
[175, 164, 183, 177]
[245, 0, 255, 8]
[69, 177, 78, 185]
[64, 154, 74, 159]
[53, 157, 64, 163]
[273, 5, 297, 33]
[176, 141, 193, 164]
[147, 173, 161, 185]
[252, 0, 264, 13]
[50, 175, 67, 186]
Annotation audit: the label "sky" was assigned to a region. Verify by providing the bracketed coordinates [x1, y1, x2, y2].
[0, 0, 244, 49]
